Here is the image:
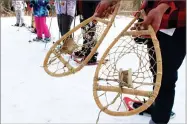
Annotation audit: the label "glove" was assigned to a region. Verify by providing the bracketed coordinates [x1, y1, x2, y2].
[46, 4, 51, 10]
[11, 6, 14, 11]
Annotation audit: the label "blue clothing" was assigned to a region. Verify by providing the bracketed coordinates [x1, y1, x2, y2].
[30, 0, 49, 17]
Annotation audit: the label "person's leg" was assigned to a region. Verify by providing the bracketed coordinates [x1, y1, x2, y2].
[149, 27, 186, 123]
[57, 14, 62, 35]
[15, 10, 20, 25]
[41, 16, 51, 39]
[75, 1, 98, 61]
[82, 1, 99, 19]
[34, 16, 42, 38]
[60, 14, 73, 36]
[20, 9, 25, 26]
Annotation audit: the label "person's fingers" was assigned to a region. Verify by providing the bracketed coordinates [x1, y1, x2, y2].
[109, 4, 116, 14]
[94, 1, 116, 18]
[141, 15, 152, 30]
[94, 3, 102, 17]
[133, 11, 141, 17]
[95, 2, 108, 17]
[151, 22, 160, 33]
[105, 12, 110, 18]
[95, 2, 101, 12]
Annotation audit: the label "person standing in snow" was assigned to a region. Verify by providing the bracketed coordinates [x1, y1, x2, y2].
[11, 0, 27, 27]
[94, 0, 186, 124]
[30, 0, 51, 42]
[74, 0, 100, 64]
[54, 0, 76, 37]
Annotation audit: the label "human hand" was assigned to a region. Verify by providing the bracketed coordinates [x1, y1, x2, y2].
[141, 8, 163, 32]
[132, 3, 169, 33]
[94, 0, 117, 18]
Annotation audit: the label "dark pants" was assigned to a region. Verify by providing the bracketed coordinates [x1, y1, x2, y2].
[77, 1, 99, 20]
[147, 27, 186, 123]
[57, 14, 73, 36]
[78, 1, 99, 55]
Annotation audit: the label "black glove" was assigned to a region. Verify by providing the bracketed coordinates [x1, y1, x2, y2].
[46, 4, 51, 10]
[11, 6, 14, 11]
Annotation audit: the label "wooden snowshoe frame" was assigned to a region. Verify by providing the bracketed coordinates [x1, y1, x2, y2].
[93, 10, 162, 116]
[43, 1, 121, 77]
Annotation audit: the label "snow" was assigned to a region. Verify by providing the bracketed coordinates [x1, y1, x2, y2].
[1, 16, 186, 123]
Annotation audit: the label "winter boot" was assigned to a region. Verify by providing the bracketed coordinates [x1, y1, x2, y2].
[133, 101, 176, 119]
[20, 23, 25, 27]
[44, 37, 51, 42]
[74, 21, 97, 58]
[87, 52, 98, 64]
[74, 40, 89, 58]
[33, 37, 42, 42]
[14, 23, 19, 26]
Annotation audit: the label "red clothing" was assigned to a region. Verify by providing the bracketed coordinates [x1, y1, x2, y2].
[140, 0, 186, 29]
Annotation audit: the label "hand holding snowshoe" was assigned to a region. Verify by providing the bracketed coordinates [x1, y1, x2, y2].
[131, 18, 151, 44]
[94, 0, 117, 18]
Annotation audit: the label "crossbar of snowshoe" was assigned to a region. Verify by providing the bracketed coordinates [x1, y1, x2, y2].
[94, 17, 110, 25]
[96, 78, 154, 86]
[122, 30, 150, 36]
[95, 85, 152, 97]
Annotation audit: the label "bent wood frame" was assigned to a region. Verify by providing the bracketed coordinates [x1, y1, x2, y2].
[43, 1, 121, 77]
[93, 13, 162, 116]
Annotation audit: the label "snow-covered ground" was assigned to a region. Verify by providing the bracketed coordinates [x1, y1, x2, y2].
[1, 16, 186, 123]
